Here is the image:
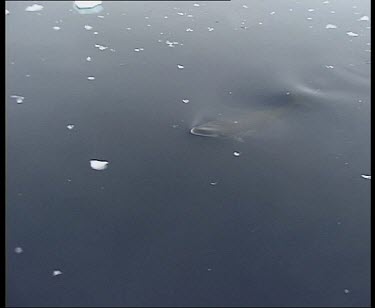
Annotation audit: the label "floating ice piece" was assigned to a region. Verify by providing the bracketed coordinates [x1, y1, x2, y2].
[193, 3, 200, 7]
[243, 5, 248, 8]
[5, 9, 9, 15]
[90, 160, 109, 170]
[325, 24, 337, 29]
[361, 174, 371, 180]
[359, 16, 369, 21]
[308, 8, 315, 12]
[25, 4, 44, 12]
[14, 247, 23, 254]
[87, 76, 95, 80]
[210, 182, 218, 186]
[344, 289, 350, 294]
[186, 28, 193, 32]
[177, 64, 184, 69]
[94, 44, 108, 51]
[208, 27, 214, 31]
[67, 125, 75, 130]
[346, 31, 359, 37]
[233, 151, 241, 157]
[53, 26, 61, 30]
[74, 1, 102, 9]
[325, 65, 334, 68]
[177, 12, 185, 16]
[11, 95, 25, 104]
[52, 270, 63, 276]
[86, 56, 92, 61]
[323, 0, 329, 4]
[187, 14, 193, 18]
[270, 11, 276, 15]
[84, 25, 93, 30]
[182, 99, 190, 104]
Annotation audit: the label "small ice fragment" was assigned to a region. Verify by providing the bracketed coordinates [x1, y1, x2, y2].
[94, 44, 108, 51]
[6, 9, 9, 15]
[93, 32, 98, 35]
[210, 182, 218, 186]
[187, 14, 193, 18]
[177, 64, 184, 69]
[208, 27, 214, 31]
[243, 5, 248, 9]
[359, 16, 369, 21]
[361, 174, 371, 180]
[87, 76, 95, 80]
[323, 1, 329, 4]
[233, 151, 241, 157]
[344, 289, 350, 294]
[53, 26, 61, 31]
[25, 4, 44, 12]
[67, 125, 75, 130]
[14, 247, 23, 254]
[74, 1, 102, 9]
[308, 8, 315, 12]
[193, 3, 200, 7]
[139, 48, 144, 51]
[186, 28, 193, 32]
[207, 268, 212, 271]
[325, 24, 337, 29]
[346, 31, 359, 37]
[182, 99, 190, 104]
[86, 56, 92, 61]
[52, 270, 63, 277]
[177, 12, 184, 16]
[84, 25, 93, 30]
[325, 65, 334, 68]
[10, 95, 25, 104]
[307, 17, 313, 20]
[270, 11, 275, 15]
[134, 48, 140, 52]
[90, 160, 109, 171]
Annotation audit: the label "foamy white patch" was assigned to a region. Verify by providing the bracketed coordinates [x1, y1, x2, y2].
[25, 4, 44, 12]
[74, 1, 102, 9]
[90, 160, 109, 171]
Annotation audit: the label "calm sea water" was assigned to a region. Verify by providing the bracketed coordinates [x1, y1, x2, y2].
[6, 1, 371, 307]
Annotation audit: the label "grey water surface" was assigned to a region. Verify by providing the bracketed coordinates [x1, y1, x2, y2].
[6, 1, 371, 307]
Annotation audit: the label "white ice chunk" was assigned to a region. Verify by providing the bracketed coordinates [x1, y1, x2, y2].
[10, 95, 25, 104]
[52, 270, 63, 276]
[325, 24, 337, 29]
[90, 160, 109, 170]
[361, 174, 371, 180]
[74, 1, 102, 9]
[182, 99, 190, 104]
[177, 64, 184, 69]
[25, 4, 44, 12]
[346, 31, 359, 37]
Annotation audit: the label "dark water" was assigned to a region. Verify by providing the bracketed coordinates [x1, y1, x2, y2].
[6, 1, 371, 307]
